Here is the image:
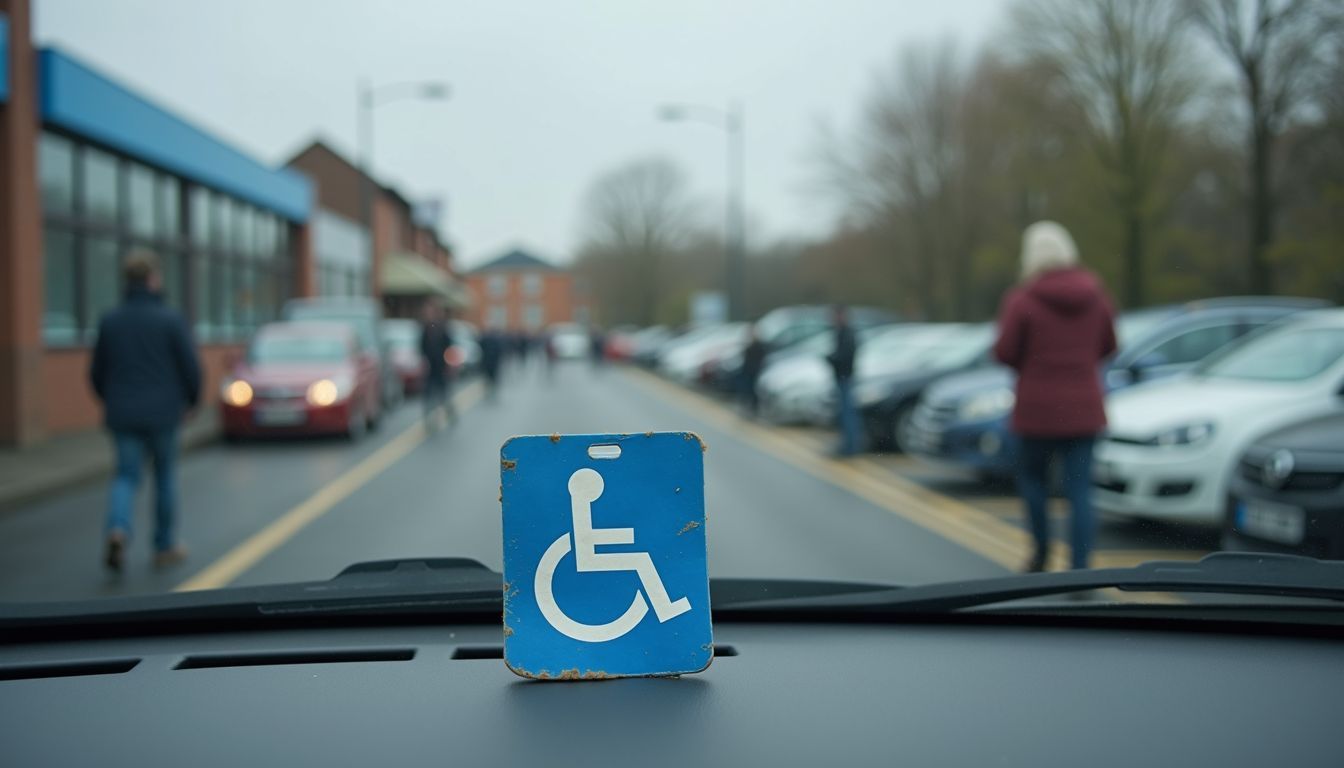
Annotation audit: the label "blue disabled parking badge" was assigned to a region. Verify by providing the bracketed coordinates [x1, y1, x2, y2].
[501, 432, 713, 680]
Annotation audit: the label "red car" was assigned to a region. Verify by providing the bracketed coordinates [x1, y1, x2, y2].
[220, 322, 382, 440]
[381, 319, 427, 396]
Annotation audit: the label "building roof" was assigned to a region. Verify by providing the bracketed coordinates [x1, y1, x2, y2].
[470, 249, 559, 274]
[36, 47, 312, 222]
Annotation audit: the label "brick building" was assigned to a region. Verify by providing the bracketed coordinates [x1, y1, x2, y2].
[0, 0, 315, 445]
[465, 250, 591, 332]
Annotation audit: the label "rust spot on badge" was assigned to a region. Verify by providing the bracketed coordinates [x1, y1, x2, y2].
[501, 459, 517, 471]
[549, 433, 561, 443]
[682, 431, 707, 452]
[537, 668, 614, 681]
[678, 520, 702, 536]
[644, 431, 654, 437]
[503, 625, 515, 638]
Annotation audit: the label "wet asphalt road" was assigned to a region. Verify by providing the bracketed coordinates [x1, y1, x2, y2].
[0, 359, 1007, 604]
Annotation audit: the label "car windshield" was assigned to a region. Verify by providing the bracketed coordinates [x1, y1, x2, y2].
[249, 335, 348, 364]
[4, 0, 1342, 619]
[1202, 325, 1344, 382]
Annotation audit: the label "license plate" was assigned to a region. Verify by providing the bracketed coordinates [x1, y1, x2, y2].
[1237, 499, 1305, 545]
[255, 405, 306, 427]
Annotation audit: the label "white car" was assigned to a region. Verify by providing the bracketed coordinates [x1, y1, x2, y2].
[548, 323, 591, 360]
[658, 324, 748, 384]
[1095, 310, 1344, 526]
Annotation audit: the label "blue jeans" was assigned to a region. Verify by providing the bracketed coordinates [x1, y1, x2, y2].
[1015, 435, 1096, 569]
[835, 378, 861, 456]
[107, 429, 179, 552]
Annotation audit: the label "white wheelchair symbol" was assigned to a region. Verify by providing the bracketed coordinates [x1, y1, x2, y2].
[534, 468, 692, 643]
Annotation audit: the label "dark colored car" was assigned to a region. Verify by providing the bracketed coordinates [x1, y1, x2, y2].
[1223, 412, 1344, 560]
[381, 319, 427, 396]
[855, 324, 994, 451]
[908, 298, 1329, 477]
[221, 322, 382, 440]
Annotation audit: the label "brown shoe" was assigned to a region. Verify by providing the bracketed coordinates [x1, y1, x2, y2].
[153, 545, 189, 569]
[105, 533, 126, 574]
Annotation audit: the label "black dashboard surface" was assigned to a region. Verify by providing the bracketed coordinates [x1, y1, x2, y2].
[2, 621, 1341, 767]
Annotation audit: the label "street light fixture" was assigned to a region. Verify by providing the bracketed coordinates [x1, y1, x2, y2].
[659, 101, 746, 321]
[356, 79, 451, 291]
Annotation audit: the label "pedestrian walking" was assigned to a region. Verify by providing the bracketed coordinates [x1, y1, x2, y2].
[480, 328, 504, 401]
[89, 250, 200, 573]
[420, 303, 456, 430]
[739, 324, 768, 418]
[826, 305, 861, 457]
[993, 221, 1117, 572]
[589, 325, 607, 371]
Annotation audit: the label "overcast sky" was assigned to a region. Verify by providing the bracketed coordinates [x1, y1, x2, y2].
[34, 0, 1003, 268]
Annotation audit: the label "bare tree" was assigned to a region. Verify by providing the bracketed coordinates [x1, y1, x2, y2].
[1187, 0, 1344, 293]
[576, 157, 693, 326]
[1010, 0, 1196, 307]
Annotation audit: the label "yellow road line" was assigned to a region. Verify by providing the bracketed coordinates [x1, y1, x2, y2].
[175, 382, 484, 592]
[623, 369, 1203, 594]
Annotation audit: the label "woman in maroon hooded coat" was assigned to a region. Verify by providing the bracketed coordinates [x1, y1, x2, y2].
[994, 222, 1117, 572]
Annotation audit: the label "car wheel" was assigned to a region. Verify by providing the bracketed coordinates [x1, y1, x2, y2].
[892, 403, 917, 454]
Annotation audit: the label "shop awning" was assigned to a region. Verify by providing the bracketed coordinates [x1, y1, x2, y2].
[380, 252, 468, 307]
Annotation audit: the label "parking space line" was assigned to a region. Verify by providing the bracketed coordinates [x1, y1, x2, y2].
[175, 382, 484, 592]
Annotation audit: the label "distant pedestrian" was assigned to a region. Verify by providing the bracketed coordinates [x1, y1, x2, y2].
[826, 305, 861, 457]
[544, 331, 558, 381]
[420, 303, 456, 430]
[589, 325, 607, 370]
[89, 250, 200, 573]
[994, 221, 1117, 572]
[480, 328, 504, 400]
[740, 324, 768, 418]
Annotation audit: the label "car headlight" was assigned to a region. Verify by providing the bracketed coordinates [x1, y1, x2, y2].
[306, 375, 353, 407]
[1146, 422, 1216, 447]
[957, 388, 1015, 421]
[221, 379, 253, 407]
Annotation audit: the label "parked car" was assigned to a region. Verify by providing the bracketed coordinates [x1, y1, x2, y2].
[1222, 412, 1344, 560]
[1095, 310, 1344, 526]
[602, 325, 642, 361]
[220, 322, 382, 440]
[547, 322, 591, 360]
[380, 319, 426, 396]
[909, 298, 1327, 479]
[658, 323, 749, 384]
[754, 324, 906, 425]
[628, 325, 674, 367]
[450, 320, 482, 376]
[283, 298, 400, 409]
[856, 324, 995, 451]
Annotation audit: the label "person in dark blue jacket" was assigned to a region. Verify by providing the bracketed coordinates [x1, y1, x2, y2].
[89, 251, 201, 573]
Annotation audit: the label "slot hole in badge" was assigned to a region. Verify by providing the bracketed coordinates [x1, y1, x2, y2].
[587, 444, 622, 460]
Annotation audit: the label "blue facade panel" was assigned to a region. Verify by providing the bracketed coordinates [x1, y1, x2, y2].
[0, 15, 9, 103]
[38, 48, 311, 222]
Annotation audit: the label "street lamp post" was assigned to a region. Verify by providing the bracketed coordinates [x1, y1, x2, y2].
[356, 80, 451, 294]
[659, 101, 746, 322]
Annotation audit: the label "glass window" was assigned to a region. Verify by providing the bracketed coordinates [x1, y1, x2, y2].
[161, 250, 184, 312]
[487, 305, 508, 329]
[82, 148, 119, 226]
[1204, 327, 1344, 382]
[158, 177, 181, 240]
[254, 266, 277, 325]
[236, 261, 256, 330]
[38, 133, 75, 216]
[524, 303, 543, 330]
[276, 222, 290, 260]
[83, 237, 121, 341]
[214, 256, 234, 336]
[488, 274, 508, 297]
[523, 272, 542, 297]
[211, 194, 232, 252]
[42, 229, 78, 345]
[190, 187, 210, 248]
[255, 213, 276, 259]
[1147, 324, 1239, 366]
[237, 204, 256, 258]
[127, 163, 156, 237]
[193, 252, 214, 338]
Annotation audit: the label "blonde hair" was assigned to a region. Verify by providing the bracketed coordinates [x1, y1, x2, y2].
[1020, 221, 1079, 280]
[123, 249, 160, 286]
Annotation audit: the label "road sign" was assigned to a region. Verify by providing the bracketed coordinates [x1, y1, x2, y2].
[501, 432, 712, 680]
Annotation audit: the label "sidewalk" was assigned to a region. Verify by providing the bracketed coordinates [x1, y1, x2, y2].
[0, 412, 219, 514]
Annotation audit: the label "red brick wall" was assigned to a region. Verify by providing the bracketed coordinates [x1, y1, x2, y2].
[42, 344, 242, 436]
[463, 271, 591, 331]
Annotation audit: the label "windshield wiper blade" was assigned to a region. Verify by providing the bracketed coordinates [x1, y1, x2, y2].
[0, 558, 504, 631]
[714, 553, 1344, 615]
